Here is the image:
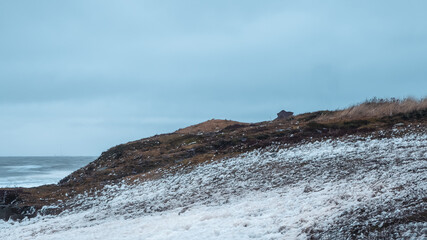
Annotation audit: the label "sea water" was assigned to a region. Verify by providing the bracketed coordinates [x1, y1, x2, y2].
[0, 156, 95, 188]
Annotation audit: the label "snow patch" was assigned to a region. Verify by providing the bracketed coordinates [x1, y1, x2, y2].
[1, 132, 426, 239]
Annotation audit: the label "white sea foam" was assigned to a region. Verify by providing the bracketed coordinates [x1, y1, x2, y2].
[1, 132, 426, 239]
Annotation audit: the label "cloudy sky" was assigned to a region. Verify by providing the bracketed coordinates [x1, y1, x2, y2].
[1, 1, 426, 156]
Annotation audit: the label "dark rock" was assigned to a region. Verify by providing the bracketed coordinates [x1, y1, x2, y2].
[276, 110, 294, 120]
[0, 205, 15, 221]
[0, 190, 37, 221]
[9, 213, 24, 221]
[0, 189, 22, 205]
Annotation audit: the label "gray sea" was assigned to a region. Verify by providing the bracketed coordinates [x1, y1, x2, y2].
[0, 156, 96, 188]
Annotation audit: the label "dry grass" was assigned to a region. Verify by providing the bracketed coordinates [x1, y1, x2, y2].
[316, 97, 427, 122]
[175, 119, 247, 134]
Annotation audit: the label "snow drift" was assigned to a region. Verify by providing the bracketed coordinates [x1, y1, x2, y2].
[1, 130, 426, 239]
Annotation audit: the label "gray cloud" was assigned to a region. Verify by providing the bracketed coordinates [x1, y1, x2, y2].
[1, 0, 426, 155]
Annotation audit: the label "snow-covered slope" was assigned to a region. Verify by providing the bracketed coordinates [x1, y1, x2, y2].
[1, 131, 426, 239]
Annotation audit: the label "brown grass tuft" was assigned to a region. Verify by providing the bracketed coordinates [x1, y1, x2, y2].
[316, 97, 427, 122]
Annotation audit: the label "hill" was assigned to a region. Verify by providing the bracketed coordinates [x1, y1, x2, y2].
[1, 98, 426, 239]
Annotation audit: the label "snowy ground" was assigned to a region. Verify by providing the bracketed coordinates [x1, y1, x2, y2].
[1, 131, 426, 239]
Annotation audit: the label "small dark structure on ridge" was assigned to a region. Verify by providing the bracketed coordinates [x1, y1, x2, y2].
[276, 110, 294, 120]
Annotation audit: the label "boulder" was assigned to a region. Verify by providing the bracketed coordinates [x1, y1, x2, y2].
[276, 110, 294, 119]
[0, 189, 36, 221]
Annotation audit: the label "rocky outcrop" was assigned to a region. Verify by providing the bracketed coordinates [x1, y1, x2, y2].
[276, 110, 293, 119]
[0, 190, 36, 221]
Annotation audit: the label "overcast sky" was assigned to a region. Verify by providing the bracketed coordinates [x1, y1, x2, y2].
[1, 1, 426, 156]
